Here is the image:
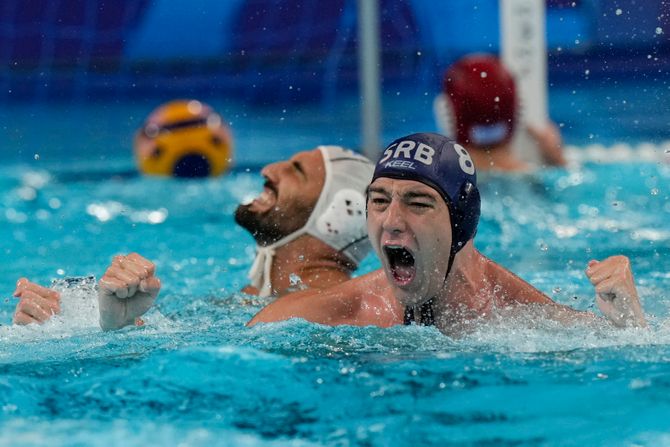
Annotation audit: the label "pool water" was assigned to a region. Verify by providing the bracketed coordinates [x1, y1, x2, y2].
[1, 146, 669, 446]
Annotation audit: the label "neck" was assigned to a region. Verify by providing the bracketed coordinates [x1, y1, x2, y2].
[467, 142, 530, 172]
[268, 234, 352, 296]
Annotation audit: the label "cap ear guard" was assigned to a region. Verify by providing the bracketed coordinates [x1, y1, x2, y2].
[451, 181, 480, 250]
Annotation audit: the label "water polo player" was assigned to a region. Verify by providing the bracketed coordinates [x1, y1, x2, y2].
[235, 146, 374, 297]
[434, 54, 565, 171]
[14, 135, 645, 333]
[248, 133, 646, 335]
[14, 147, 375, 329]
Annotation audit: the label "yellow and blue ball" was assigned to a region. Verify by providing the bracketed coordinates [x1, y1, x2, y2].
[134, 99, 233, 178]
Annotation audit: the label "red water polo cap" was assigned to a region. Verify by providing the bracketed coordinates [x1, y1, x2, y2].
[443, 54, 517, 147]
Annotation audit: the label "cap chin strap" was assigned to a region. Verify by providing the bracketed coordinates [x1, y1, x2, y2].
[446, 243, 459, 279]
[248, 229, 307, 297]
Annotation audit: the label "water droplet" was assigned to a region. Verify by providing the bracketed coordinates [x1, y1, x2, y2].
[34, 154, 40, 160]
[615, 8, 622, 15]
[656, 27, 664, 35]
[651, 188, 659, 196]
[289, 273, 303, 286]
[553, 287, 562, 294]
[480, 71, 487, 78]
[494, 96, 500, 102]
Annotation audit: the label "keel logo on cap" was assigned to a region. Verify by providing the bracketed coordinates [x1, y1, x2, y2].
[378, 140, 435, 167]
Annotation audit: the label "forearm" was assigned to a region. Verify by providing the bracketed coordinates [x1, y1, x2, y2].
[539, 302, 599, 326]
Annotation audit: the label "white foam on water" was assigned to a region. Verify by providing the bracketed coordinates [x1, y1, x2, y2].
[0, 418, 320, 447]
[0, 281, 99, 344]
[0, 278, 179, 347]
[459, 307, 670, 355]
[566, 140, 670, 164]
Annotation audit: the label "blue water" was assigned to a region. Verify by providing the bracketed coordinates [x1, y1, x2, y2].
[2, 78, 669, 168]
[1, 153, 669, 445]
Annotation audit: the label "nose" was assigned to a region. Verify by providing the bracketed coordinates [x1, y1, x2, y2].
[261, 160, 290, 178]
[381, 199, 406, 234]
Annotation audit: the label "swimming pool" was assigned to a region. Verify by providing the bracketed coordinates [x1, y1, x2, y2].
[1, 132, 669, 446]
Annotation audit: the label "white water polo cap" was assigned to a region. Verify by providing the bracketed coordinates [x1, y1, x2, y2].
[248, 146, 375, 296]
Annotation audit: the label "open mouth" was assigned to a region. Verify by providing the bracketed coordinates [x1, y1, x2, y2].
[249, 180, 278, 212]
[383, 245, 416, 286]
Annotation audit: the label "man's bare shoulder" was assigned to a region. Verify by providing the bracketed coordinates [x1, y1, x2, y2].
[247, 269, 400, 327]
[481, 255, 555, 306]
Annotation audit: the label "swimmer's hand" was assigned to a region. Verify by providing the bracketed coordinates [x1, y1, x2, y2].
[527, 122, 566, 167]
[98, 253, 160, 331]
[586, 255, 647, 328]
[12, 278, 61, 325]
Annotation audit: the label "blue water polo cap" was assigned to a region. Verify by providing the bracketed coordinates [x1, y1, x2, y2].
[371, 132, 480, 254]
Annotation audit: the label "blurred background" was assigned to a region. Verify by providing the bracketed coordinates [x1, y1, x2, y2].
[0, 0, 668, 168]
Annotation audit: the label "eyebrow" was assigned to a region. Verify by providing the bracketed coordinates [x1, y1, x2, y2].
[367, 187, 437, 202]
[367, 186, 389, 196]
[403, 191, 437, 202]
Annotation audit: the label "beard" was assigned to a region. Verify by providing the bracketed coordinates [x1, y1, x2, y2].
[234, 203, 306, 246]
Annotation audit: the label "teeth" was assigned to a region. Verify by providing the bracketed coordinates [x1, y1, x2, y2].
[250, 188, 274, 207]
[258, 190, 270, 204]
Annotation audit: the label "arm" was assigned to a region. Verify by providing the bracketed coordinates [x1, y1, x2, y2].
[247, 269, 401, 328]
[490, 260, 598, 325]
[585, 255, 646, 328]
[497, 254, 645, 328]
[527, 122, 566, 167]
[12, 278, 61, 325]
[98, 253, 161, 331]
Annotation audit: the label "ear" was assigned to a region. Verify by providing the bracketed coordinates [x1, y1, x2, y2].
[433, 93, 455, 138]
